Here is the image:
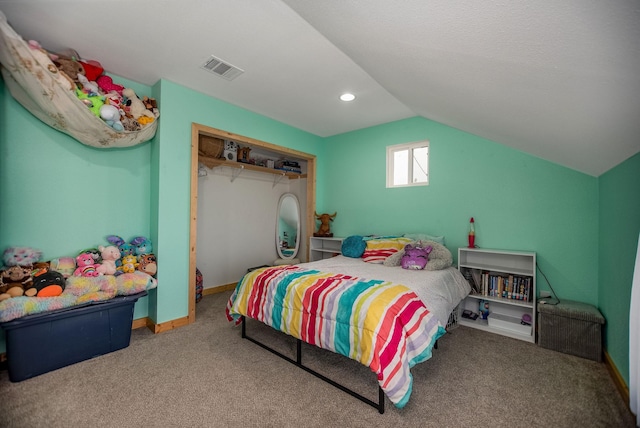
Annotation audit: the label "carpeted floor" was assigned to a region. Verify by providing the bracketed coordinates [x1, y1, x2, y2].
[0, 290, 635, 428]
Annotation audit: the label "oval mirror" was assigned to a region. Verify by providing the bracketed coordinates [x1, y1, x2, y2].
[276, 193, 300, 260]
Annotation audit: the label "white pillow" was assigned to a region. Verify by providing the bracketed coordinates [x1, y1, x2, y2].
[403, 233, 445, 245]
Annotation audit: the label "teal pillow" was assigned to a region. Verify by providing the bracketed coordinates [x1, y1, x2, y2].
[341, 235, 366, 258]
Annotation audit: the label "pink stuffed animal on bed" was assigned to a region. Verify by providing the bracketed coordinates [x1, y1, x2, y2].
[401, 244, 433, 270]
[73, 253, 101, 277]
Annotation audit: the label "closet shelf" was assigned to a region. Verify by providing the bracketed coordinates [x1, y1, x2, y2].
[199, 156, 307, 180]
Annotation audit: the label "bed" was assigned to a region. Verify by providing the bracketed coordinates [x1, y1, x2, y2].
[226, 244, 470, 412]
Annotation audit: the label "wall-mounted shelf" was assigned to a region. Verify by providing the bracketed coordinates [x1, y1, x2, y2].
[199, 156, 307, 182]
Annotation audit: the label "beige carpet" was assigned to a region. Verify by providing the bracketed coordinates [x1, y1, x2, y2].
[0, 290, 634, 428]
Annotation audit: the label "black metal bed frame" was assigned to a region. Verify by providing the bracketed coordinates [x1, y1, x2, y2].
[240, 315, 386, 414]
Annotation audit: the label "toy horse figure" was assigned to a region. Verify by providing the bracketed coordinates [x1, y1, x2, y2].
[314, 212, 336, 237]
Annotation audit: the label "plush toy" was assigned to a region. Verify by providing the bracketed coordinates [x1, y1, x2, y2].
[96, 245, 121, 275]
[3, 247, 42, 267]
[50, 257, 76, 278]
[118, 254, 138, 274]
[79, 59, 104, 81]
[137, 253, 157, 277]
[479, 300, 490, 320]
[314, 212, 336, 237]
[99, 104, 124, 131]
[130, 236, 153, 259]
[96, 75, 124, 96]
[76, 88, 105, 117]
[0, 265, 33, 300]
[104, 91, 123, 109]
[142, 96, 159, 116]
[401, 244, 432, 270]
[27, 270, 66, 297]
[73, 253, 101, 277]
[122, 88, 156, 122]
[78, 248, 102, 264]
[77, 74, 100, 95]
[54, 57, 84, 83]
[107, 235, 135, 258]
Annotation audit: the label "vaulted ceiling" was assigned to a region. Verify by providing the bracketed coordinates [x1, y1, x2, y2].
[1, 1, 639, 176]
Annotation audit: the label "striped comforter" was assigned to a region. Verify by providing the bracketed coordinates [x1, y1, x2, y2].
[226, 264, 446, 408]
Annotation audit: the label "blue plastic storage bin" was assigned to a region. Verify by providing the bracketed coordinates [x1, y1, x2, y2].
[1, 291, 147, 382]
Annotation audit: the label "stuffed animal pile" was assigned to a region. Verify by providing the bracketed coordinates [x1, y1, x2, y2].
[27, 41, 159, 132]
[0, 235, 157, 301]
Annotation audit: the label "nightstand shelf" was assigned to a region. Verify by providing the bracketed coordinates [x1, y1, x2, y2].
[309, 237, 344, 262]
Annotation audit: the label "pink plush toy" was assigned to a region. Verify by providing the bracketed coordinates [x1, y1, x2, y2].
[96, 245, 121, 275]
[3, 247, 42, 267]
[97, 75, 124, 96]
[401, 244, 433, 270]
[73, 253, 101, 277]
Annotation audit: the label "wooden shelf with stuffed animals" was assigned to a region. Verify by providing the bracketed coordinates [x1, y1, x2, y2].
[0, 11, 159, 149]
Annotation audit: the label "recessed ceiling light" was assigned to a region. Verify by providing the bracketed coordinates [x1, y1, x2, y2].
[340, 93, 356, 102]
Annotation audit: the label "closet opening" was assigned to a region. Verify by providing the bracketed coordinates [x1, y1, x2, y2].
[188, 123, 316, 322]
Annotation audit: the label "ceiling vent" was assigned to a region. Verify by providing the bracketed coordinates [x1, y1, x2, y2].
[201, 55, 244, 81]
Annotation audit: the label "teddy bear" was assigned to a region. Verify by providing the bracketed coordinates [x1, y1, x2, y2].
[117, 254, 139, 274]
[96, 245, 121, 276]
[73, 253, 101, 277]
[122, 88, 156, 123]
[0, 265, 33, 301]
[53, 57, 85, 83]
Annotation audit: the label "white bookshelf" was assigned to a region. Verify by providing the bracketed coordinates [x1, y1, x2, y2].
[458, 248, 537, 343]
[309, 237, 344, 262]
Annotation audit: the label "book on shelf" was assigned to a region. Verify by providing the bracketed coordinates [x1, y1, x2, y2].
[470, 270, 533, 302]
[462, 268, 483, 294]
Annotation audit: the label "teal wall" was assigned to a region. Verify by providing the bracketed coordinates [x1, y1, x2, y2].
[598, 152, 640, 383]
[324, 117, 599, 303]
[1, 74, 637, 388]
[0, 75, 154, 328]
[143, 79, 324, 323]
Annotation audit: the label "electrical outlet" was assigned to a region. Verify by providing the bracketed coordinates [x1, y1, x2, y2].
[540, 290, 551, 298]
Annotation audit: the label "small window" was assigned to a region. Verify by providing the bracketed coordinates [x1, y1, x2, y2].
[386, 141, 429, 188]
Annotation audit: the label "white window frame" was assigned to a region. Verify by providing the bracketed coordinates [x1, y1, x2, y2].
[386, 140, 429, 188]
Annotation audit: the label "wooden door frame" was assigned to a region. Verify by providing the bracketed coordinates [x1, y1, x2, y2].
[188, 123, 316, 323]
